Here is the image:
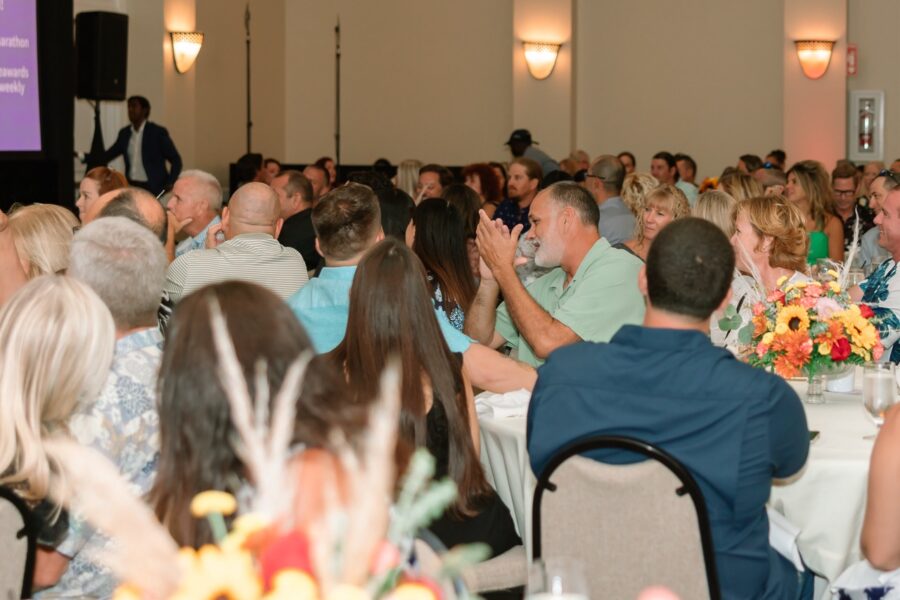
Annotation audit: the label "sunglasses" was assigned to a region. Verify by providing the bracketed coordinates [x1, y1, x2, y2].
[879, 169, 900, 186]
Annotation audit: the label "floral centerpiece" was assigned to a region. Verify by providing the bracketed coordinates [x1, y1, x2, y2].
[721, 271, 883, 401]
[44, 300, 487, 600]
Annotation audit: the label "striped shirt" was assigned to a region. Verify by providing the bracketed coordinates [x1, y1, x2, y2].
[163, 233, 309, 304]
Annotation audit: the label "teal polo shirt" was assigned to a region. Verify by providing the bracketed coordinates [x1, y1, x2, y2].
[287, 266, 472, 354]
[495, 238, 645, 366]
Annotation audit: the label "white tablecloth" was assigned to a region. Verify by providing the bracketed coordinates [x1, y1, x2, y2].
[477, 383, 877, 584]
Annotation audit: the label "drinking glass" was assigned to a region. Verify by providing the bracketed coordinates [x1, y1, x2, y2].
[846, 268, 866, 288]
[863, 362, 896, 431]
[526, 558, 589, 600]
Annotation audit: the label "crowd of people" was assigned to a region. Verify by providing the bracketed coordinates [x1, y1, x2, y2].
[4, 120, 900, 599]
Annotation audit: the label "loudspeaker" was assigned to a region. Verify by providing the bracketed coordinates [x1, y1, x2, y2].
[75, 12, 128, 101]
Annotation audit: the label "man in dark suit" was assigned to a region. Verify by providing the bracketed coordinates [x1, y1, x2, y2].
[100, 96, 182, 195]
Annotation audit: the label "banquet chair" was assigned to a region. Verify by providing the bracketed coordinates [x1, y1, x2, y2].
[532, 435, 720, 600]
[0, 486, 37, 599]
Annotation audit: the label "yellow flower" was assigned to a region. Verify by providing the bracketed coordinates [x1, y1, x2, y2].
[264, 570, 319, 600]
[775, 322, 789, 335]
[762, 332, 775, 345]
[827, 269, 841, 279]
[776, 275, 789, 287]
[385, 583, 439, 600]
[325, 585, 370, 600]
[776, 304, 810, 333]
[112, 585, 143, 600]
[170, 545, 261, 600]
[828, 281, 842, 294]
[191, 491, 237, 518]
[818, 342, 831, 355]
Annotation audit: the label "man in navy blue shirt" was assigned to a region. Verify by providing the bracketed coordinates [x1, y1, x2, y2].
[527, 218, 810, 599]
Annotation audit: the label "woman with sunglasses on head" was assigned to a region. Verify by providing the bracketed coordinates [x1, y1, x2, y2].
[785, 160, 844, 264]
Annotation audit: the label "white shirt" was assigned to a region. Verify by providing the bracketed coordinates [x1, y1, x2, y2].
[127, 121, 148, 182]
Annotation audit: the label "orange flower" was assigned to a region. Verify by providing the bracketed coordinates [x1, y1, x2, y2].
[753, 314, 769, 337]
[770, 329, 812, 378]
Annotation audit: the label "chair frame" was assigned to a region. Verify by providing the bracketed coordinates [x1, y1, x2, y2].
[531, 434, 721, 600]
[0, 486, 37, 599]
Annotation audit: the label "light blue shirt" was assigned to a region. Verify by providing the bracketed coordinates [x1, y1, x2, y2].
[175, 214, 221, 257]
[597, 196, 635, 246]
[676, 180, 699, 207]
[287, 266, 473, 354]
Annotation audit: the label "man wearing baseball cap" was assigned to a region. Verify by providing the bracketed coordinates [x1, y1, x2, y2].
[506, 129, 560, 177]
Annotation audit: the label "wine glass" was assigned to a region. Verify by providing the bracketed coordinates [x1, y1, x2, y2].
[863, 362, 896, 436]
[526, 558, 590, 600]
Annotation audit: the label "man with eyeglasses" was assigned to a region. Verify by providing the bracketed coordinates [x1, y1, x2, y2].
[858, 170, 900, 268]
[584, 155, 634, 246]
[832, 162, 874, 252]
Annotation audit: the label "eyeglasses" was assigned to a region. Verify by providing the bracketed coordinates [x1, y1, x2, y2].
[832, 188, 856, 198]
[584, 174, 607, 182]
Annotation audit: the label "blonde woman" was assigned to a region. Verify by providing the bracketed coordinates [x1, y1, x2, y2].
[786, 160, 844, 263]
[7, 204, 80, 279]
[0, 276, 115, 589]
[395, 159, 422, 200]
[711, 195, 810, 352]
[618, 183, 690, 261]
[693, 190, 737, 237]
[718, 170, 764, 203]
[620, 172, 659, 218]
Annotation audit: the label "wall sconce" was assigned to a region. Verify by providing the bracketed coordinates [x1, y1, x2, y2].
[523, 42, 561, 80]
[794, 40, 835, 80]
[170, 31, 204, 74]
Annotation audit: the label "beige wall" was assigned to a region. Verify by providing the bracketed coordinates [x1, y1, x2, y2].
[848, 0, 900, 165]
[195, 0, 285, 186]
[284, 0, 514, 166]
[513, 0, 572, 162]
[77, 1, 900, 185]
[783, 0, 846, 170]
[574, 0, 784, 181]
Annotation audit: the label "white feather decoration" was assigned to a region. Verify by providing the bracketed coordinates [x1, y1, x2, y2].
[840, 207, 863, 290]
[44, 438, 182, 598]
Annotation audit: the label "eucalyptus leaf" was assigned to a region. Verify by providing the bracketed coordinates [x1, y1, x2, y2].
[738, 322, 755, 345]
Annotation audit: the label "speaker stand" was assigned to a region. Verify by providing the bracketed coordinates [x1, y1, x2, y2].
[85, 100, 106, 171]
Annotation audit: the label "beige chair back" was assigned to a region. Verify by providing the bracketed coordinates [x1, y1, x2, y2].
[533, 438, 719, 600]
[0, 488, 35, 600]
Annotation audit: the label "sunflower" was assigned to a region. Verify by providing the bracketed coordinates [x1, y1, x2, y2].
[775, 304, 810, 333]
[170, 545, 262, 600]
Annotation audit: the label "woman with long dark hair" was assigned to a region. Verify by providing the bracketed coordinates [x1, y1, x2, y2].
[329, 238, 520, 556]
[406, 197, 477, 331]
[148, 281, 360, 547]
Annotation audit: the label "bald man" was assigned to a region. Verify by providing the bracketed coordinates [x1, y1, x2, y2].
[161, 182, 308, 306]
[93, 187, 168, 243]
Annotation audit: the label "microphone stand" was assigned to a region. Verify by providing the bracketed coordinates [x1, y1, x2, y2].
[334, 17, 341, 172]
[245, 3, 252, 153]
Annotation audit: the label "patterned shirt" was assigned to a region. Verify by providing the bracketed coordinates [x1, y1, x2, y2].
[840, 204, 876, 252]
[494, 198, 531, 233]
[174, 214, 221, 257]
[39, 328, 163, 599]
[861, 258, 900, 363]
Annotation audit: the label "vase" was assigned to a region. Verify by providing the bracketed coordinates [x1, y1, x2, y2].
[806, 372, 826, 404]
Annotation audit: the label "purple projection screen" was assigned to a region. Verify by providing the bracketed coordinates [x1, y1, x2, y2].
[0, 0, 41, 152]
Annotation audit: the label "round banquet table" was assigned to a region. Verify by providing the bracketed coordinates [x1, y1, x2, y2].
[477, 380, 877, 589]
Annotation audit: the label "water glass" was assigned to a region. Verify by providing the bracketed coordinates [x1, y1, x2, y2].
[863, 362, 896, 427]
[526, 558, 589, 600]
[846, 268, 866, 288]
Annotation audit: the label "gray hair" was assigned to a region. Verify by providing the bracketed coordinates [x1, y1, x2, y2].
[68, 217, 167, 330]
[546, 181, 600, 228]
[178, 169, 223, 211]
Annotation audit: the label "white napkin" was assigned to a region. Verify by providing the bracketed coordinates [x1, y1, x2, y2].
[831, 559, 900, 598]
[475, 389, 531, 418]
[767, 507, 805, 572]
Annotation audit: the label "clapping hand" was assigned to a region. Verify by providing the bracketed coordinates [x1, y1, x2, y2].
[476, 209, 524, 281]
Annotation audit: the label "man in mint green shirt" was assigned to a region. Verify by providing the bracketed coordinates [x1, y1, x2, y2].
[465, 182, 645, 367]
